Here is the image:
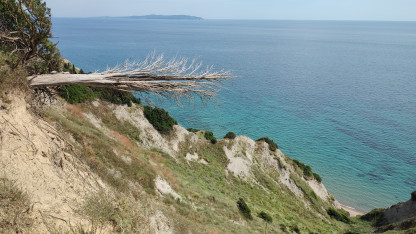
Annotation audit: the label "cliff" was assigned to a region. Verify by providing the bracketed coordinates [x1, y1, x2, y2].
[11, 90, 416, 232]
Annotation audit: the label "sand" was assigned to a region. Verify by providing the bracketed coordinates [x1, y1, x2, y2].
[340, 203, 366, 217]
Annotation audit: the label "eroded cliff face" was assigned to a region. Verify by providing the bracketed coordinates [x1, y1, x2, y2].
[0, 93, 104, 232]
[0, 94, 349, 233]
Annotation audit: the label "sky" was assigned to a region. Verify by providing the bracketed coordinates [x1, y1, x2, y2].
[44, 0, 416, 21]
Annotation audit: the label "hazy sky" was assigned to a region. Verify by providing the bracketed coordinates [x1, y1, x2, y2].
[44, 0, 416, 21]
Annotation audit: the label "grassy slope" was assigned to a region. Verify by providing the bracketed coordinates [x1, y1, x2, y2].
[40, 99, 375, 233]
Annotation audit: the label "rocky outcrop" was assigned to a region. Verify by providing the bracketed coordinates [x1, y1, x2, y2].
[379, 192, 416, 226]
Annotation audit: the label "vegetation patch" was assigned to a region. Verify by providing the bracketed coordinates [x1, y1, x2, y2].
[57, 84, 141, 106]
[204, 131, 217, 144]
[313, 173, 322, 183]
[81, 191, 147, 233]
[58, 85, 96, 104]
[292, 159, 322, 182]
[290, 224, 301, 234]
[327, 207, 351, 224]
[237, 198, 253, 220]
[224, 132, 236, 139]
[0, 53, 28, 94]
[258, 211, 272, 223]
[376, 217, 416, 233]
[360, 208, 385, 226]
[92, 87, 141, 106]
[144, 106, 177, 134]
[187, 128, 200, 133]
[0, 178, 33, 233]
[256, 137, 278, 151]
[290, 174, 324, 213]
[43, 106, 155, 194]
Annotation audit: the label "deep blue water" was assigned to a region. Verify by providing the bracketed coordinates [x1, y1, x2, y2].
[51, 18, 416, 211]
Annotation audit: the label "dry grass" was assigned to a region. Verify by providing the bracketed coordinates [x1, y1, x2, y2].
[0, 53, 30, 99]
[0, 178, 33, 233]
[80, 191, 150, 233]
[66, 104, 84, 119]
[149, 151, 166, 164]
[109, 130, 133, 149]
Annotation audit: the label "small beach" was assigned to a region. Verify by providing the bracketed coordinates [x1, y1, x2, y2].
[340, 203, 366, 217]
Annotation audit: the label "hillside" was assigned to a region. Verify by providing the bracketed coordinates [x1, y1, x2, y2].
[1, 1, 415, 232]
[0, 90, 376, 233]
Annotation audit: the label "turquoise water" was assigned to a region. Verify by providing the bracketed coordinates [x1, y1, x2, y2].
[51, 18, 416, 211]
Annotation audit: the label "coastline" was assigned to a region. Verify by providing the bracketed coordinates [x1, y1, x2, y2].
[340, 203, 366, 217]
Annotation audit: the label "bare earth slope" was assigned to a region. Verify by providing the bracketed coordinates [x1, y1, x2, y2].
[0, 94, 105, 232]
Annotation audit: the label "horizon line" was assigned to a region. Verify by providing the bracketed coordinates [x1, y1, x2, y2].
[51, 16, 416, 23]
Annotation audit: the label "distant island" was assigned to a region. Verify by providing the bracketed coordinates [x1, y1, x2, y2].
[125, 15, 203, 20]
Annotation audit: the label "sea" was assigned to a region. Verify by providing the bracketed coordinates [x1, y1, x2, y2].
[51, 18, 416, 212]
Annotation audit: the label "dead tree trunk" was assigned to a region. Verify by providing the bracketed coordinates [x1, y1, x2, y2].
[28, 54, 233, 101]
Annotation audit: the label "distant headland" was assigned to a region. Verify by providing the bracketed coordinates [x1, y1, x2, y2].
[123, 15, 203, 20]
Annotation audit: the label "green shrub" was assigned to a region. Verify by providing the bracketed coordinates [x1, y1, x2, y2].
[58, 85, 97, 104]
[360, 208, 385, 225]
[92, 87, 141, 106]
[237, 198, 252, 220]
[187, 128, 200, 133]
[303, 165, 313, 177]
[290, 224, 300, 234]
[293, 159, 321, 180]
[313, 173, 322, 183]
[327, 207, 351, 223]
[224, 132, 236, 139]
[256, 137, 278, 151]
[204, 131, 217, 144]
[57, 83, 141, 106]
[143, 106, 177, 134]
[258, 211, 272, 223]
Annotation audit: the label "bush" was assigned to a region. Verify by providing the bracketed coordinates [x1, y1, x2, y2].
[258, 211, 272, 223]
[57, 85, 141, 106]
[224, 132, 236, 139]
[237, 198, 252, 220]
[313, 173, 322, 183]
[256, 137, 278, 151]
[327, 207, 350, 223]
[204, 131, 217, 144]
[143, 106, 177, 134]
[412, 191, 416, 201]
[187, 128, 200, 133]
[360, 208, 385, 225]
[289, 224, 300, 234]
[92, 87, 141, 106]
[57, 85, 96, 104]
[293, 159, 321, 181]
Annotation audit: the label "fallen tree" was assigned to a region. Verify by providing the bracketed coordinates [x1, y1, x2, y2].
[28, 53, 233, 102]
[1, 0, 232, 101]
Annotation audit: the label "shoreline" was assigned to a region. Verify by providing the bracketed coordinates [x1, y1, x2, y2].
[340, 203, 366, 217]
